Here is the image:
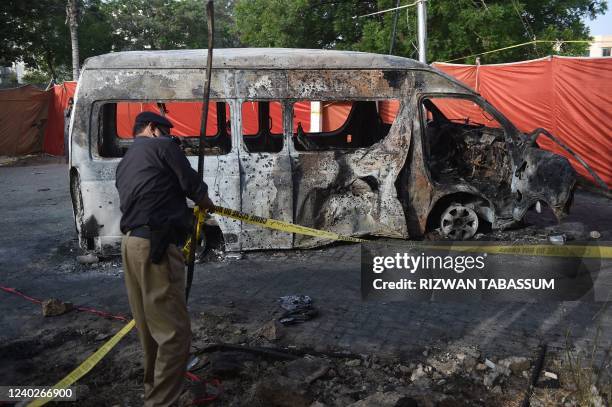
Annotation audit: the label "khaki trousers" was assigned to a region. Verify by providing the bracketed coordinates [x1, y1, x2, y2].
[121, 235, 191, 407]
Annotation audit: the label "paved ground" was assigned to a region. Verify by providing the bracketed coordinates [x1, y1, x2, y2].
[0, 158, 610, 405]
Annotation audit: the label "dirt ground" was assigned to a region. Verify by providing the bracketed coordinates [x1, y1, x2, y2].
[0, 156, 610, 406]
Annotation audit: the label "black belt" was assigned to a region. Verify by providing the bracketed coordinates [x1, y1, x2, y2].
[129, 226, 151, 239]
[128, 226, 185, 247]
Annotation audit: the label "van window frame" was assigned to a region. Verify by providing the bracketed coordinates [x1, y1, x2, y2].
[288, 97, 404, 155]
[90, 99, 237, 160]
[239, 99, 286, 155]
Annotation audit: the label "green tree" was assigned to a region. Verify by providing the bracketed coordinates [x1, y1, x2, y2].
[1, 0, 117, 82]
[233, 0, 376, 48]
[102, 0, 239, 50]
[234, 0, 607, 63]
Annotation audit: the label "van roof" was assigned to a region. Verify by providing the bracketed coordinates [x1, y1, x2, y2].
[83, 48, 432, 71]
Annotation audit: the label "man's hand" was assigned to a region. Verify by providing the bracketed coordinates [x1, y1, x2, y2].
[197, 195, 215, 211]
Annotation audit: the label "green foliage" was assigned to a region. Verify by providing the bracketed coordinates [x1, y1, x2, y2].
[234, 0, 607, 63]
[1, 0, 607, 81]
[1, 0, 116, 80]
[102, 0, 239, 50]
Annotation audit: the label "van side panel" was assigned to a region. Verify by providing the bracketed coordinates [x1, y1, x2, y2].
[288, 70, 415, 246]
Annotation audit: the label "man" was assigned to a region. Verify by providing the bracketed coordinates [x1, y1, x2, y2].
[116, 111, 214, 406]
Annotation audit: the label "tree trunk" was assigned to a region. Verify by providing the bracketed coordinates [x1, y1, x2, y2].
[66, 0, 80, 81]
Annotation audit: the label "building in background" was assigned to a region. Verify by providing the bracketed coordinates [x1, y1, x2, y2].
[0, 62, 25, 87]
[589, 35, 612, 57]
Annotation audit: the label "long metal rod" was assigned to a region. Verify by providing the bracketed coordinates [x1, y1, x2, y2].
[186, 0, 214, 301]
[355, 0, 418, 19]
[417, 0, 428, 63]
[389, 0, 401, 54]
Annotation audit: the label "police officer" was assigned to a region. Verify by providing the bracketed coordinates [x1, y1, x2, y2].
[116, 111, 213, 406]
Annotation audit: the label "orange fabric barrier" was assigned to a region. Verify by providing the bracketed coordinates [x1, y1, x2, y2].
[116, 102, 224, 138]
[43, 82, 76, 156]
[0, 85, 50, 156]
[433, 57, 612, 187]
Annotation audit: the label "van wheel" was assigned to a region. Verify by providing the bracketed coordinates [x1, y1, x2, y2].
[440, 204, 479, 240]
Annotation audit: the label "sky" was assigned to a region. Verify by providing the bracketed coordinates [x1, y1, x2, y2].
[584, 6, 612, 35]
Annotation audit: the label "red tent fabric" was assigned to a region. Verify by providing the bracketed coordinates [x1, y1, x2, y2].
[43, 82, 76, 156]
[433, 57, 612, 187]
[0, 85, 50, 156]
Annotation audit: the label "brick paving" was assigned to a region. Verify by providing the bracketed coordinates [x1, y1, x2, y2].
[1, 162, 610, 365]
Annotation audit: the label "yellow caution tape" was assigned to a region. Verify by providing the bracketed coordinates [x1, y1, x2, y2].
[212, 205, 364, 243]
[183, 207, 207, 259]
[211, 206, 611, 259]
[27, 320, 135, 407]
[421, 244, 611, 259]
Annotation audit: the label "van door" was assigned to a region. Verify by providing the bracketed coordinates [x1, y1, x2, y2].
[289, 99, 410, 247]
[237, 100, 294, 250]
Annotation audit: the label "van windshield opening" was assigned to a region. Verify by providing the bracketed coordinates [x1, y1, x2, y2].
[421, 96, 512, 194]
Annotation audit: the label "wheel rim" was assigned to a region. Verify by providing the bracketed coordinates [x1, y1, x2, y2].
[440, 204, 479, 240]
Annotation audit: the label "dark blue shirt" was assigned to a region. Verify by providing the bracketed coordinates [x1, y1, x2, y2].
[115, 136, 208, 234]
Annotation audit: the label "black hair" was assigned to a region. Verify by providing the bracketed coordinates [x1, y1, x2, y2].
[133, 121, 150, 136]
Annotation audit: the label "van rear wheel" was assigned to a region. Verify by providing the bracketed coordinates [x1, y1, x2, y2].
[440, 204, 479, 240]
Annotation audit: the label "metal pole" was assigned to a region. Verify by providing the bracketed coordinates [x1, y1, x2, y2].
[186, 0, 214, 301]
[417, 0, 428, 63]
[389, 0, 401, 54]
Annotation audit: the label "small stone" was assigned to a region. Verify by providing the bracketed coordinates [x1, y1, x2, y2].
[255, 320, 282, 341]
[543, 371, 558, 380]
[347, 392, 407, 407]
[499, 356, 530, 375]
[475, 363, 487, 371]
[549, 235, 566, 245]
[483, 371, 500, 387]
[345, 359, 361, 367]
[485, 358, 496, 369]
[398, 365, 410, 374]
[285, 357, 331, 384]
[94, 332, 111, 341]
[42, 298, 73, 316]
[77, 253, 99, 264]
[492, 385, 502, 394]
[410, 364, 426, 382]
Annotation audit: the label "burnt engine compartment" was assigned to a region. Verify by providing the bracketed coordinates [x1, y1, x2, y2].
[424, 103, 513, 200]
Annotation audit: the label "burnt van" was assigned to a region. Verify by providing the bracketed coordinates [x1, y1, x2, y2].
[69, 48, 576, 254]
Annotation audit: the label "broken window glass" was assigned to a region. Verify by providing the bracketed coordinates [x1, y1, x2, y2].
[97, 101, 232, 158]
[241, 101, 284, 153]
[422, 96, 512, 191]
[291, 100, 400, 151]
